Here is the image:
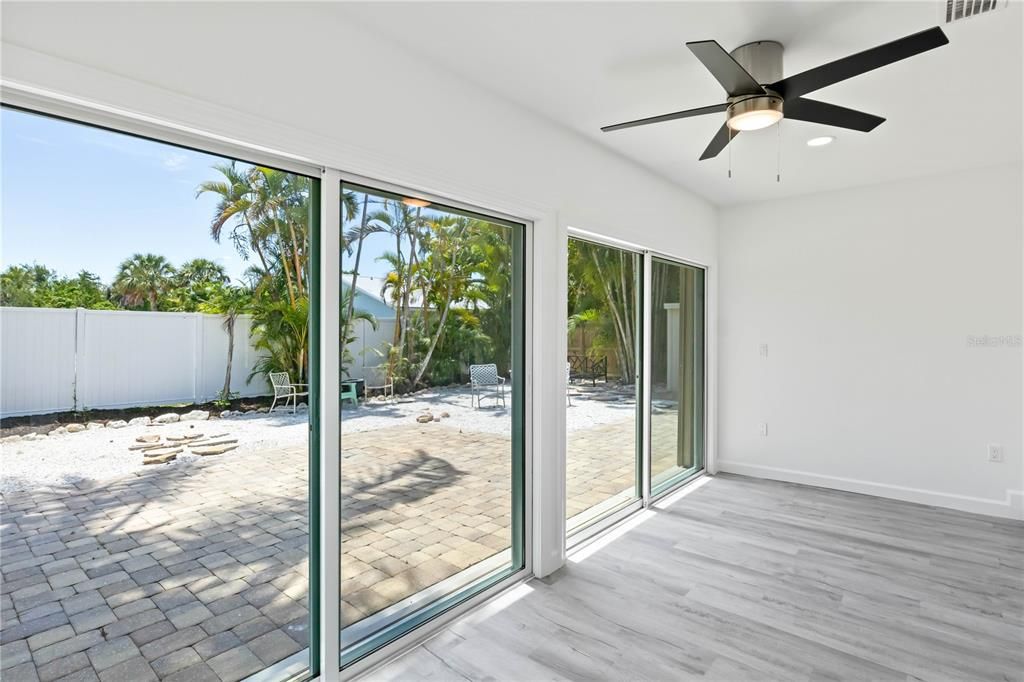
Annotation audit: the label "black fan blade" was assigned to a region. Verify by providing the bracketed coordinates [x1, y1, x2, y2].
[784, 97, 885, 132]
[601, 103, 728, 132]
[770, 26, 948, 100]
[699, 123, 738, 160]
[686, 40, 766, 97]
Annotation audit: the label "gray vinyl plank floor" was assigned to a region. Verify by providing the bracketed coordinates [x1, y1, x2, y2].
[364, 474, 1024, 682]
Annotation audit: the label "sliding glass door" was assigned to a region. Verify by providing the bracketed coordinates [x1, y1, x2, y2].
[338, 182, 526, 665]
[0, 106, 317, 682]
[563, 240, 706, 537]
[649, 257, 705, 494]
[565, 238, 642, 536]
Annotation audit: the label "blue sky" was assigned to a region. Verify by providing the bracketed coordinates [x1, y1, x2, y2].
[1, 108, 397, 284]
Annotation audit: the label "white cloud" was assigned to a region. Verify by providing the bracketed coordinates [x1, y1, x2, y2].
[162, 152, 188, 172]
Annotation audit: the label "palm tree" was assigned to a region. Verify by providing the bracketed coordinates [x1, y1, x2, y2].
[412, 216, 483, 386]
[176, 258, 229, 288]
[341, 191, 387, 363]
[200, 284, 251, 401]
[113, 253, 175, 310]
[196, 162, 271, 276]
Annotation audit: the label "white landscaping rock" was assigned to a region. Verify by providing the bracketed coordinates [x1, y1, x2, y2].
[153, 413, 180, 424]
[49, 427, 67, 436]
[1, 384, 631, 495]
[219, 410, 234, 418]
[107, 420, 128, 429]
[180, 410, 210, 422]
[1, 434, 22, 443]
[128, 417, 151, 426]
[87, 422, 105, 430]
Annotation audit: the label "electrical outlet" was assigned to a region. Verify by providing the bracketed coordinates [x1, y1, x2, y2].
[759, 343, 769, 359]
[759, 423, 768, 437]
[988, 444, 1004, 463]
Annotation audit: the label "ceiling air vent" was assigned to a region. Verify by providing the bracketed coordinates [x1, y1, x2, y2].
[944, 0, 1008, 23]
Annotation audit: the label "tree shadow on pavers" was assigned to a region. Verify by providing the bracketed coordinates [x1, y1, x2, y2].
[0, 447, 314, 671]
[339, 450, 466, 531]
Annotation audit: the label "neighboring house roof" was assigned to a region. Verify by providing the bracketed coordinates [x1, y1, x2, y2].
[347, 274, 489, 316]
[343, 278, 398, 321]
[352, 275, 425, 309]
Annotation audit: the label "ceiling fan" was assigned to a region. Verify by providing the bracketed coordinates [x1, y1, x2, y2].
[601, 27, 949, 160]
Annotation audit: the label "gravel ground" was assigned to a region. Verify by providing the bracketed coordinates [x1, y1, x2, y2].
[1, 383, 636, 493]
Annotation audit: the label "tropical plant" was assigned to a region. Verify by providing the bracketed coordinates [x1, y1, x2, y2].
[176, 258, 229, 288]
[1, 265, 117, 309]
[249, 296, 310, 384]
[198, 163, 313, 384]
[411, 215, 486, 385]
[567, 240, 638, 383]
[112, 253, 175, 310]
[1, 264, 58, 307]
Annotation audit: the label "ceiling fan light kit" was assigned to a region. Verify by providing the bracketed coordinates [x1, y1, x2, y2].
[726, 95, 784, 131]
[601, 26, 950, 172]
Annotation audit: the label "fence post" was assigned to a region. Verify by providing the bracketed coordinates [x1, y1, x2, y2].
[74, 307, 86, 412]
[193, 313, 203, 405]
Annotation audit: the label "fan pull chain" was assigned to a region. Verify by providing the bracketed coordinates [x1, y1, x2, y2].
[776, 121, 782, 183]
[728, 126, 733, 179]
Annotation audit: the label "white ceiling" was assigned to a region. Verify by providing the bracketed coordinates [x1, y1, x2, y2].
[340, 1, 1023, 205]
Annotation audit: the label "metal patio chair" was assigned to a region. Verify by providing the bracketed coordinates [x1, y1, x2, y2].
[269, 372, 308, 413]
[364, 365, 395, 403]
[469, 363, 506, 409]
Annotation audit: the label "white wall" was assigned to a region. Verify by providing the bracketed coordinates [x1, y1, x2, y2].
[1, 2, 718, 574]
[0, 308, 270, 416]
[718, 164, 1024, 519]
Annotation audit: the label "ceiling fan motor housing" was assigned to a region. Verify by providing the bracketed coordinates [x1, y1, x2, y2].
[729, 40, 784, 85]
[726, 41, 785, 130]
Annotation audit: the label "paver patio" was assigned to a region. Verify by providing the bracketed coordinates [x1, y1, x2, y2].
[2, 393, 693, 681]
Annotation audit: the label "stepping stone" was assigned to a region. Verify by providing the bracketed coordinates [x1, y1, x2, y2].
[136, 435, 161, 443]
[142, 447, 182, 464]
[188, 439, 238, 448]
[190, 433, 230, 443]
[191, 444, 238, 456]
[167, 434, 204, 442]
[130, 441, 169, 451]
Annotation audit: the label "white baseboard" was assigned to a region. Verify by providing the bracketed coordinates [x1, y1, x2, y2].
[717, 460, 1024, 521]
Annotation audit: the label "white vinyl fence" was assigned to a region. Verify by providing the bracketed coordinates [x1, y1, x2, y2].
[0, 307, 271, 417]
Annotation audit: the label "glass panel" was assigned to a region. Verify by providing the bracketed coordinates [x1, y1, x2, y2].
[565, 238, 641, 534]
[650, 257, 705, 493]
[0, 107, 314, 680]
[339, 183, 525, 664]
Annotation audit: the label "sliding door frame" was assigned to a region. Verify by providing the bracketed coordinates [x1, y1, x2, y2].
[0, 90, 330, 681]
[336, 171, 534, 678]
[646, 249, 709, 503]
[0, 88, 538, 682]
[564, 230, 645, 547]
[565, 228, 710, 532]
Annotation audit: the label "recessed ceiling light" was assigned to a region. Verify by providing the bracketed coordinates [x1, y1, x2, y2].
[401, 197, 431, 208]
[807, 136, 835, 147]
